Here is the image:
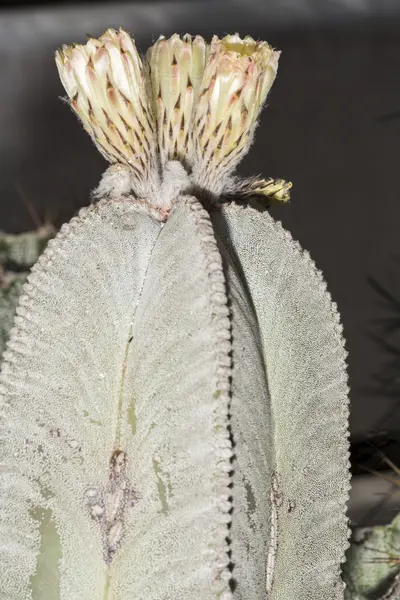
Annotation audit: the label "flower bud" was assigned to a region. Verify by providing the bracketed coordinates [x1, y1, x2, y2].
[56, 28, 157, 188]
[191, 34, 280, 194]
[145, 34, 209, 167]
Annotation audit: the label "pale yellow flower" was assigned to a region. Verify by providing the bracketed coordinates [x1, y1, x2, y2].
[145, 34, 209, 167]
[55, 28, 157, 185]
[56, 30, 289, 207]
[191, 34, 280, 194]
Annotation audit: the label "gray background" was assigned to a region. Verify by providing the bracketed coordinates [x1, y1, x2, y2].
[1, 0, 400, 525]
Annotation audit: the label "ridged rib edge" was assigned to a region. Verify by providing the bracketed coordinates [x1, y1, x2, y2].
[184, 196, 234, 599]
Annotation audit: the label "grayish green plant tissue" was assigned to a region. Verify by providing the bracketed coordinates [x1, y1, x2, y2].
[0, 30, 353, 599]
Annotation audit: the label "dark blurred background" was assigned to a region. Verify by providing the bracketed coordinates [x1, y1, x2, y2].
[1, 0, 400, 526]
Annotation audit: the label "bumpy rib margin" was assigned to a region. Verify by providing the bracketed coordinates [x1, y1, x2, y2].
[184, 196, 234, 599]
[220, 202, 351, 595]
[275, 217, 351, 595]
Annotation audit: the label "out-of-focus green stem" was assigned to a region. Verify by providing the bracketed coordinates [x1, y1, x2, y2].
[344, 502, 400, 598]
[0, 225, 55, 358]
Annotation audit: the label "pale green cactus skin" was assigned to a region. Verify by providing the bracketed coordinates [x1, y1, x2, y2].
[212, 204, 351, 599]
[2, 209, 400, 600]
[0, 198, 233, 599]
[0, 194, 352, 599]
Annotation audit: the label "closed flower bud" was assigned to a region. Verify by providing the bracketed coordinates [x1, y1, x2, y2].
[55, 28, 157, 189]
[191, 34, 280, 194]
[56, 29, 289, 209]
[145, 33, 209, 167]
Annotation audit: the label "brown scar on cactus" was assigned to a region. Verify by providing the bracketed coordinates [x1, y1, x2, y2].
[85, 448, 139, 565]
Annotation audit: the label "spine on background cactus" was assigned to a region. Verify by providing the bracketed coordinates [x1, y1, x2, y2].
[0, 28, 350, 599]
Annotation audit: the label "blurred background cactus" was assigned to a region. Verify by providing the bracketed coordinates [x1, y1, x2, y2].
[0, 225, 55, 358]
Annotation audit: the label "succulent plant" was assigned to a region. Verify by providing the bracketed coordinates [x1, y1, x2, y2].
[0, 30, 350, 599]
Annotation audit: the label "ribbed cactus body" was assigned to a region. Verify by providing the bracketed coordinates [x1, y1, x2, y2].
[213, 205, 350, 599]
[0, 197, 350, 599]
[0, 199, 233, 598]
